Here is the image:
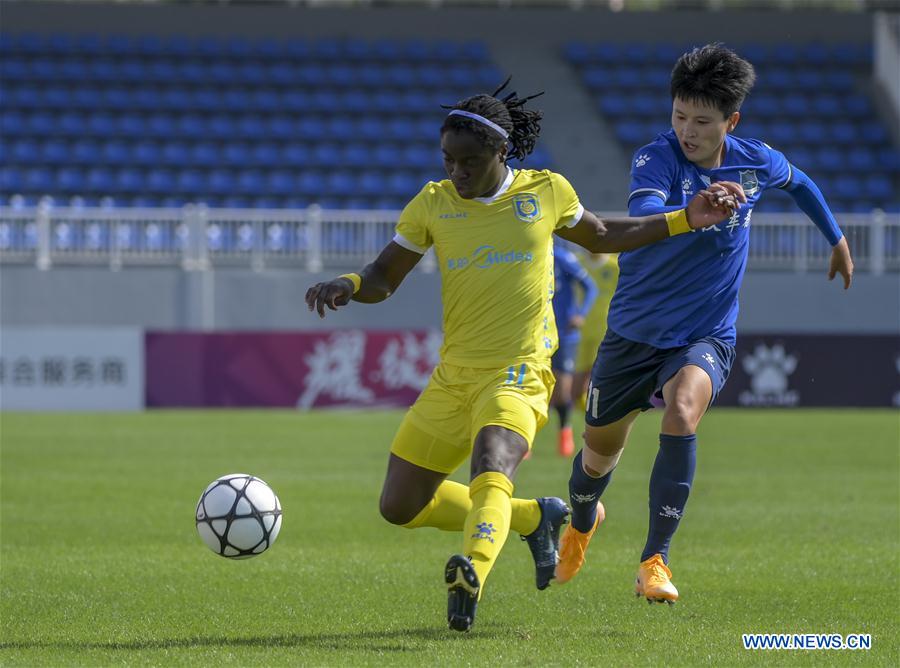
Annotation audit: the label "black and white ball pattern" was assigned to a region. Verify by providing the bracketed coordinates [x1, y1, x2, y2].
[195, 474, 282, 559]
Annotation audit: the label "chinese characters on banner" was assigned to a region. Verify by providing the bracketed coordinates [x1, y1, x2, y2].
[0, 328, 143, 410]
[145, 330, 443, 409]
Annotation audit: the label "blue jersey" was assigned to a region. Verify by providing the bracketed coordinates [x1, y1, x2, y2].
[552, 242, 598, 337]
[610, 130, 794, 348]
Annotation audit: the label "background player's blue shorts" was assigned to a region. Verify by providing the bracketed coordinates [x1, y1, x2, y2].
[586, 329, 735, 426]
[552, 331, 581, 374]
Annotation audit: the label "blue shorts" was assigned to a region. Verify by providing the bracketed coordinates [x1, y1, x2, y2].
[585, 329, 735, 427]
[552, 331, 580, 374]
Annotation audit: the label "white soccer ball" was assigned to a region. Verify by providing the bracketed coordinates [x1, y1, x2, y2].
[195, 473, 283, 559]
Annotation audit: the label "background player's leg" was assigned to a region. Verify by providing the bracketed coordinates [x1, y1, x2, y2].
[551, 370, 575, 456]
[462, 425, 527, 589]
[641, 364, 711, 563]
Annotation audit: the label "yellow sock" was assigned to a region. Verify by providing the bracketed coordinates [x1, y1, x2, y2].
[402, 480, 539, 536]
[402, 481, 470, 531]
[510, 498, 541, 536]
[463, 472, 514, 590]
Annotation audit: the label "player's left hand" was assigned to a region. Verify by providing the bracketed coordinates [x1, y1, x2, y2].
[569, 314, 585, 330]
[828, 236, 854, 290]
[686, 181, 747, 229]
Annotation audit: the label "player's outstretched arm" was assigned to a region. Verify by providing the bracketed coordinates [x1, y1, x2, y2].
[304, 241, 422, 318]
[556, 182, 746, 253]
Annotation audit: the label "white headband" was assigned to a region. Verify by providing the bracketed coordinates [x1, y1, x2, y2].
[447, 110, 509, 139]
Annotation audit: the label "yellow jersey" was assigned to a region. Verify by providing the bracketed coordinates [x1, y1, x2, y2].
[395, 168, 584, 368]
[580, 253, 619, 338]
[575, 253, 620, 372]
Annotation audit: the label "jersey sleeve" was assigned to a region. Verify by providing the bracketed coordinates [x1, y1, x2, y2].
[548, 171, 585, 229]
[762, 143, 793, 190]
[394, 185, 433, 254]
[628, 142, 677, 204]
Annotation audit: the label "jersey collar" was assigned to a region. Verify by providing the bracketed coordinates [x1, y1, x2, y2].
[473, 167, 514, 204]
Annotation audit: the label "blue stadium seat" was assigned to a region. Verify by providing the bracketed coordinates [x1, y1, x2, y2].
[160, 142, 190, 166]
[325, 171, 356, 197]
[24, 167, 54, 192]
[71, 139, 99, 164]
[115, 168, 144, 193]
[189, 143, 220, 168]
[11, 139, 39, 164]
[56, 167, 84, 192]
[0, 166, 23, 192]
[782, 94, 811, 116]
[297, 171, 327, 197]
[28, 111, 57, 136]
[832, 175, 861, 200]
[40, 139, 68, 164]
[207, 170, 236, 196]
[86, 167, 114, 193]
[830, 122, 860, 145]
[311, 144, 342, 169]
[357, 172, 384, 197]
[877, 148, 900, 174]
[598, 94, 629, 118]
[864, 175, 893, 201]
[176, 169, 205, 195]
[859, 124, 889, 145]
[811, 94, 842, 118]
[146, 169, 175, 194]
[250, 143, 280, 167]
[842, 94, 873, 116]
[266, 171, 295, 196]
[101, 140, 130, 165]
[236, 170, 265, 196]
[207, 115, 237, 140]
[386, 172, 418, 198]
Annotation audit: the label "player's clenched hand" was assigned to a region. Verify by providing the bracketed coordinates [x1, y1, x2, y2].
[828, 236, 854, 290]
[305, 278, 354, 318]
[686, 181, 747, 229]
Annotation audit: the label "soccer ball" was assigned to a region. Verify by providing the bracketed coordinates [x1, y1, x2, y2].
[195, 474, 283, 559]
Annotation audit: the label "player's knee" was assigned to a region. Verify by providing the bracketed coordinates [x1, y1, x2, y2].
[664, 393, 702, 433]
[582, 429, 625, 457]
[378, 490, 419, 526]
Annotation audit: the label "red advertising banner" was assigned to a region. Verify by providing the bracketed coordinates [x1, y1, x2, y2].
[145, 331, 898, 409]
[145, 330, 441, 409]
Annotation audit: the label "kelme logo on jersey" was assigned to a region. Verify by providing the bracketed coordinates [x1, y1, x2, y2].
[512, 193, 542, 223]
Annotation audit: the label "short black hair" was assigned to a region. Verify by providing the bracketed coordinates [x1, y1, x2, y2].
[671, 43, 756, 118]
[440, 77, 543, 162]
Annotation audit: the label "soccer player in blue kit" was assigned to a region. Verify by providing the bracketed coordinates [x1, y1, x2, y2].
[551, 238, 599, 457]
[555, 43, 855, 603]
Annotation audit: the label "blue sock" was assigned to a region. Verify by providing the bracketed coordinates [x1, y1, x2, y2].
[556, 402, 571, 428]
[568, 450, 614, 533]
[641, 434, 697, 564]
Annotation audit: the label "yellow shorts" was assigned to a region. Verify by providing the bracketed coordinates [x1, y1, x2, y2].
[390, 360, 555, 474]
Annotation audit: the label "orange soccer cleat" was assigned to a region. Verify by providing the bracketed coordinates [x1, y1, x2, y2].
[635, 554, 679, 604]
[557, 426, 575, 457]
[553, 501, 605, 584]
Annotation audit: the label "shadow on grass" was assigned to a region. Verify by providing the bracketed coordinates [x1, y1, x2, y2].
[0, 626, 504, 653]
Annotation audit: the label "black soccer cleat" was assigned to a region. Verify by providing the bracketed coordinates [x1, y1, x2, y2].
[445, 554, 480, 632]
[522, 496, 570, 590]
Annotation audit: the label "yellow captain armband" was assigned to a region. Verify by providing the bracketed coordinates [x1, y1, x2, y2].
[664, 209, 691, 236]
[338, 273, 362, 294]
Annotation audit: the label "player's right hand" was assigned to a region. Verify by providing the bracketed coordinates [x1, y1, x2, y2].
[305, 278, 354, 318]
[687, 181, 747, 229]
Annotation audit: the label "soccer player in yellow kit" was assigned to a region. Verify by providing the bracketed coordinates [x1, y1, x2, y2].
[573, 252, 619, 411]
[305, 81, 744, 632]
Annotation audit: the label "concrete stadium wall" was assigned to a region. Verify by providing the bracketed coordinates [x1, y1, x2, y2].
[2, 265, 896, 334]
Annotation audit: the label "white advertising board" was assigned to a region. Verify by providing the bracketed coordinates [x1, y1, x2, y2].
[0, 328, 143, 411]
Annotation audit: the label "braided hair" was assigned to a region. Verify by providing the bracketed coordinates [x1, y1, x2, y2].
[440, 77, 544, 162]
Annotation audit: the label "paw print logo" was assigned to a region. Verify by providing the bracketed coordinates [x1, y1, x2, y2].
[634, 154, 651, 168]
[472, 522, 496, 543]
[742, 344, 797, 396]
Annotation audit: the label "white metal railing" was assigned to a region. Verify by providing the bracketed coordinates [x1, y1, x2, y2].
[0, 204, 896, 273]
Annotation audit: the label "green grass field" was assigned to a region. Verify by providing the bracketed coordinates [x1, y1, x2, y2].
[1, 409, 897, 666]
